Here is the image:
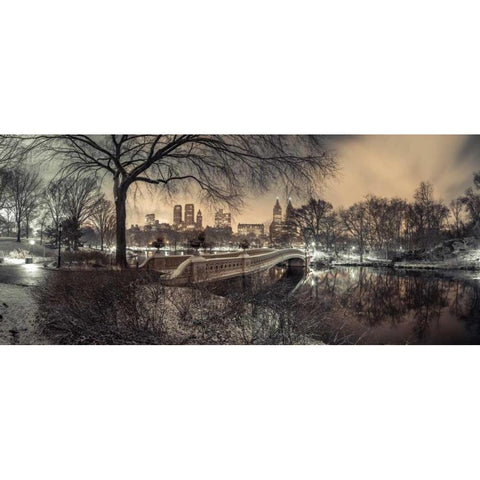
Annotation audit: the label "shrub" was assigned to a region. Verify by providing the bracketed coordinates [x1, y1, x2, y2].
[8, 248, 30, 259]
[33, 270, 167, 344]
[61, 250, 112, 267]
[33, 268, 339, 345]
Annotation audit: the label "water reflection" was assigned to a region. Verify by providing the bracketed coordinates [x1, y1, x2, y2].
[295, 267, 480, 344]
[205, 265, 304, 299]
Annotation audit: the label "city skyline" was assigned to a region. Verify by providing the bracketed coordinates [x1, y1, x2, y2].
[136, 199, 293, 234]
[125, 135, 480, 228]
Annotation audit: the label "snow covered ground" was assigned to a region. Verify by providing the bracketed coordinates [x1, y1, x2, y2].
[0, 285, 47, 345]
[327, 238, 480, 271]
[0, 237, 56, 264]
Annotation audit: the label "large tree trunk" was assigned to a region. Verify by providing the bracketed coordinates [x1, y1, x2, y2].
[114, 180, 128, 268]
[16, 220, 21, 242]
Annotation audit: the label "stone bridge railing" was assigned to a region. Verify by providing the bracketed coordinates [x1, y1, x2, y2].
[140, 248, 277, 272]
[141, 248, 307, 284]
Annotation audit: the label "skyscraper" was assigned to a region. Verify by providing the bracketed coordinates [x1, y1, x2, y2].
[273, 198, 282, 223]
[285, 198, 294, 221]
[185, 204, 195, 226]
[196, 210, 203, 229]
[284, 198, 298, 239]
[214, 209, 231, 229]
[173, 205, 182, 225]
[270, 198, 284, 243]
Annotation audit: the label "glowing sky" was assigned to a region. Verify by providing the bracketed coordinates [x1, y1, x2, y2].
[123, 135, 480, 229]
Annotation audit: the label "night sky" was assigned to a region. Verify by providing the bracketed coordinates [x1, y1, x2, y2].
[124, 135, 480, 229]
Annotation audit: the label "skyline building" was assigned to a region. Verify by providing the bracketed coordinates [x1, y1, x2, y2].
[185, 204, 195, 226]
[196, 210, 203, 229]
[214, 209, 232, 229]
[173, 205, 182, 225]
[145, 213, 155, 226]
[269, 197, 297, 244]
[283, 198, 298, 239]
[238, 223, 265, 237]
[273, 198, 282, 223]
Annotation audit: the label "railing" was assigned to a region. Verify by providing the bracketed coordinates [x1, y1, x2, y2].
[140, 254, 192, 271]
[162, 248, 306, 283]
[141, 248, 276, 272]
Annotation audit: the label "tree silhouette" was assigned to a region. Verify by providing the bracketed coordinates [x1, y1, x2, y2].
[151, 236, 165, 252]
[38, 135, 336, 266]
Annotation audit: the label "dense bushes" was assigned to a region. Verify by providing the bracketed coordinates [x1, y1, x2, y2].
[33, 269, 340, 345]
[33, 271, 167, 344]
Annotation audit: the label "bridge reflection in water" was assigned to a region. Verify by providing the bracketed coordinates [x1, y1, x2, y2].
[204, 264, 306, 299]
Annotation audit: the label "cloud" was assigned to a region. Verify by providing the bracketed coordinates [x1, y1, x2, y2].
[323, 135, 477, 207]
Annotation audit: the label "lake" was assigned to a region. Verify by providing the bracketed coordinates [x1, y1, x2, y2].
[207, 266, 480, 344]
[290, 267, 480, 345]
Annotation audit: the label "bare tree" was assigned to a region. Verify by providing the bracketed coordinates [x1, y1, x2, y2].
[292, 198, 335, 249]
[91, 198, 116, 251]
[449, 198, 465, 237]
[1, 207, 15, 237]
[0, 136, 31, 165]
[0, 168, 11, 212]
[407, 182, 449, 249]
[40, 135, 336, 266]
[63, 175, 103, 225]
[340, 202, 369, 262]
[460, 171, 480, 236]
[24, 194, 39, 239]
[44, 178, 68, 233]
[7, 167, 42, 242]
[364, 195, 407, 259]
[36, 208, 50, 245]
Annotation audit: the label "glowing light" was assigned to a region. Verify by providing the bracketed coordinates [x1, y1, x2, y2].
[22, 263, 38, 273]
[29, 240, 35, 245]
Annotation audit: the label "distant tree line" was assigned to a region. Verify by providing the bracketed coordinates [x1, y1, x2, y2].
[0, 162, 116, 251]
[290, 173, 480, 259]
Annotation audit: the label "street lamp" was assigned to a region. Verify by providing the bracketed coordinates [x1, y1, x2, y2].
[57, 224, 63, 269]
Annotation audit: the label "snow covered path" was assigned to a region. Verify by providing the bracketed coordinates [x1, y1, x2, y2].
[0, 265, 51, 345]
[0, 285, 47, 344]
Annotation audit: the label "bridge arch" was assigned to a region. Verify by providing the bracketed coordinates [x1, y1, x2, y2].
[141, 248, 308, 284]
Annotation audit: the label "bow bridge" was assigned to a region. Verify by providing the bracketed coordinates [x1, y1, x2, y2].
[141, 248, 308, 284]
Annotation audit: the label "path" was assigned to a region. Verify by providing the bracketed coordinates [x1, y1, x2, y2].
[0, 265, 51, 344]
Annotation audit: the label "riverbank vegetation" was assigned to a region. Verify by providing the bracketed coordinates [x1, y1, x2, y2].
[292, 172, 480, 267]
[33, 270, 354, 345]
